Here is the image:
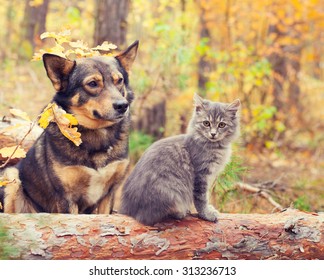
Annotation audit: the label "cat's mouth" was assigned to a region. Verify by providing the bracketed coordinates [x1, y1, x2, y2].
[208, 134, 224, 142]
[209, 137, 219, 142]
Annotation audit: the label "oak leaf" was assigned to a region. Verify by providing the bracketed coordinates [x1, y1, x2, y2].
[0, 145, 26, 159]
[69, 40, 89, 50]
[40, 30, 71, 45]
[38, 103, 82, 146]
[9, 108, 31, 122]
[92, 41, 117, 51]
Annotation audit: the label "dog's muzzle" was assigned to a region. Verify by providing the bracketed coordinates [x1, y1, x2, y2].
[113, 101, 129, 115]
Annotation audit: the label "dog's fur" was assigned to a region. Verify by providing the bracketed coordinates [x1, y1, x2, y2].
[0, 41, 139, 214]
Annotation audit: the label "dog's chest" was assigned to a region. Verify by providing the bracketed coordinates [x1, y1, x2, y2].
[85, 165, 114, 204]
[53, 158, 129, 206]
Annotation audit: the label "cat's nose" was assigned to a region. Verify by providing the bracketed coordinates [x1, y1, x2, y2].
[211, 133, 216, 138]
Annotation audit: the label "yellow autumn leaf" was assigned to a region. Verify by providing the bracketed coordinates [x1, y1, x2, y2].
[69, 40, 89, 50]
[38, 103, 55, 129]
[9, 108, 31, 122]
[0, 179, 13, 187]
[92, 41, 117, 51]
[40, 30, 71, 45]
[0, 145, 26, 159]
[58, 126, 82, 146]
[40, 31, 57, 40]
[63, 114, 78, 126]
[32, 44, 66, 61]
[31, 50, 44, 61]
[38, 103, 81, 146]
[0, 181, 6, 187]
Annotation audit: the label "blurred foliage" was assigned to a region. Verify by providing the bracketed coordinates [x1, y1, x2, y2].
[129, 131, 155, 163]
[215, 154, 248, 192]
[294, 196, 311, 212]
[212, 153, 248, 211]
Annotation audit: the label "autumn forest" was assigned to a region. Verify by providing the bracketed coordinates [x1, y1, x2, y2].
[0, 0, 323, 214]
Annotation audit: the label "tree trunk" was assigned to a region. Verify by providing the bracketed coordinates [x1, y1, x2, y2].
[197, 5, 211, 92]
[133, 100, 166, 139]
[267, 8, 303, 127]
[94, 0, 130, 47]
[267, 23, 287, 113]
[0, 209, 323, 260]
[21, 0, 50, 53]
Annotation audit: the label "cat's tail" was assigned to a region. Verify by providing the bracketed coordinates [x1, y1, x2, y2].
[119, 200, 165, 226]
[120, 209, 163, 226]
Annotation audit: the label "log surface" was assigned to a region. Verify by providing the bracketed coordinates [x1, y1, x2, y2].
[0, 209, 323, 260]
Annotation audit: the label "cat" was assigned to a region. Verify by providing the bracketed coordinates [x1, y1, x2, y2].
[120, 93, 240, 225]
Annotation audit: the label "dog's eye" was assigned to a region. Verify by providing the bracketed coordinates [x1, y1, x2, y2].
[87, 81, 98, 88]
[218, 122, 226, 128]
[203, 121, 210, 127]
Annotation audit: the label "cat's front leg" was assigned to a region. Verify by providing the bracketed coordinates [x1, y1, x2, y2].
[193, 178, 219, 222]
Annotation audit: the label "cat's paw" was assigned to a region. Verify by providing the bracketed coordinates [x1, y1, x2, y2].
[199, 205, 219, 222]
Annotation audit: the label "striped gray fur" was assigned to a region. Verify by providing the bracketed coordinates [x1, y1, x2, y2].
[120, 94, 240, 225]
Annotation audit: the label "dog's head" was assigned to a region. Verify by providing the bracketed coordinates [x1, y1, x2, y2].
[43, 41, 139, 129]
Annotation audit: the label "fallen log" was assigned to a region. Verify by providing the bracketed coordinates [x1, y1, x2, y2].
[0, 209, 323, 260]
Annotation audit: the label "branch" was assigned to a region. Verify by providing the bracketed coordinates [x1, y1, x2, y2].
[0, 121, 36, 169]
[235, 182, 284, 211]
[0, 209, 322, 260]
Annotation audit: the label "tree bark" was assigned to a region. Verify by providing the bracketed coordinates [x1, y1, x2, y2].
[267, 23, 287, 113]
[0, 209, 323, 260]
[133, 100, 166, 139]
[197, 3, 212, 92]
[267, 7, 303, 125]
[94, 0, 130, 47]
[21, 0, 50, 53]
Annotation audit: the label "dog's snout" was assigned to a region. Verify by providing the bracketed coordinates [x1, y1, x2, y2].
[113, 101, 129, 114]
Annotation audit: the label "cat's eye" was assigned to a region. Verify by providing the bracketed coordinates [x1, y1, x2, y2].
[218, 122, 226, 128]
[203, 121, 210, 127]
[117, 77, 123, 85]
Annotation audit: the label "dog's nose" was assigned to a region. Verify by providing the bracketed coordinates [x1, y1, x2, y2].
[113, 101, 129, 114]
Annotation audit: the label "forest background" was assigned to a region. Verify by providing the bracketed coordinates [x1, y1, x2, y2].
[0, 0, 323, 214]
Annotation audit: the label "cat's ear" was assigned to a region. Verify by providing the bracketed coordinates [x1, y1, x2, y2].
[226, 99, 241, 116]
[193, 93, 205, 113]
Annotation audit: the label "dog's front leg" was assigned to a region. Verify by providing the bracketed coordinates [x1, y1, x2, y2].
[69, 203, 79, 214]
[96, 159, 129, 214]
[96, 191, 115, 214]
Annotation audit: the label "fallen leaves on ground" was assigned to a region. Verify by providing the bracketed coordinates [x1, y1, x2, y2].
[0, 145, 26, 159]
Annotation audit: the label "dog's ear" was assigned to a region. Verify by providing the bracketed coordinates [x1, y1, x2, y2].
[43, 54, 76, 92]
[115, 40, 139, 72]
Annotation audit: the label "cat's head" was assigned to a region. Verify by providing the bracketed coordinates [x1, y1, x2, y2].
[188, 93, 240, 144]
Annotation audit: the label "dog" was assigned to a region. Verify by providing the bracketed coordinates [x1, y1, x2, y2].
[0, 40, 139, 214]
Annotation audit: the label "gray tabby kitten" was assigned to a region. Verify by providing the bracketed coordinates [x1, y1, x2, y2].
[120, 94, 240, 225]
